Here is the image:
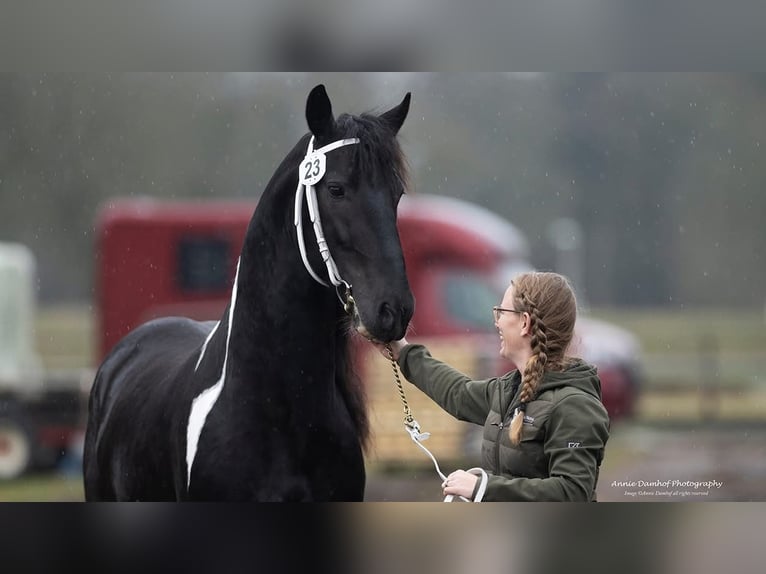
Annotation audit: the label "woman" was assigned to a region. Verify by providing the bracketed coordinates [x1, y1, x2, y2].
[376, 272, 610, 501]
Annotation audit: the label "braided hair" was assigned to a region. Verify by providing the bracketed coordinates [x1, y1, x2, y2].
[508, 272, 577, 445]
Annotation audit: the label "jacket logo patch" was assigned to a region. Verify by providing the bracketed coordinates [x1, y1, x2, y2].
[568, 442, 581, 448]
[523, 415, 535, 425]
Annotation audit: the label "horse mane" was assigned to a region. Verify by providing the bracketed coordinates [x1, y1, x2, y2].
[335, 325, 370, 452]
[336, 113, 411, 193]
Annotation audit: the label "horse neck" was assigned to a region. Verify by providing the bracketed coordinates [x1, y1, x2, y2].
[223, 167, 344, 399]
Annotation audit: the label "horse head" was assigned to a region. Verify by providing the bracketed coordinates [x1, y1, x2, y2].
[302, 84, 414, 343]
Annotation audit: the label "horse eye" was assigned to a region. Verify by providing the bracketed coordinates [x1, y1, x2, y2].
[327, 183, 345, 198]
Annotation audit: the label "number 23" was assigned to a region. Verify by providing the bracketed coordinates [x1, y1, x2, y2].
[303, 158, 321, 179]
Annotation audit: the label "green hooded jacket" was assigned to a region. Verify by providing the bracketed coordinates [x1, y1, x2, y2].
[397, 344, 610, 501]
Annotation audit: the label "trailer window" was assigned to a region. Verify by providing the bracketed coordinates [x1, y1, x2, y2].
[177, 237, 231, 293]
[442, 272, 501, 333]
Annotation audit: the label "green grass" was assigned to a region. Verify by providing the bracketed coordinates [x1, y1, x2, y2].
[35, 304, 94, 369]
[36, 304, 766, 368]
[31, 303, 766, 424]
[589, 307, 766, 392]
[589, 307, 766, 354]
[32, 304, 766, 391]
[0, 474, 84, 502]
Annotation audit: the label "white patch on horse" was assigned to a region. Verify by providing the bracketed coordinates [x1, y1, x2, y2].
[194, 320, 220, 372]
[186, 258, 240, 489]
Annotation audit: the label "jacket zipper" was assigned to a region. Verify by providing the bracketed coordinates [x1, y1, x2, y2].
[493, 420, 504, 470]
[492, 379, 507, 470]
[491, 377, 520, 470]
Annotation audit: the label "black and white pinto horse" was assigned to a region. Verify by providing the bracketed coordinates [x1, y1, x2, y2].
[83, 85, 414, 501]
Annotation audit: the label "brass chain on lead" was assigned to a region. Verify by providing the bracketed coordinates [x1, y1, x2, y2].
[385, 343, 415, 428]
[382, 343, 480, 501]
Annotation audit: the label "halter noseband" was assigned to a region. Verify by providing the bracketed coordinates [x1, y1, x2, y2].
[294, 135, 360, 308]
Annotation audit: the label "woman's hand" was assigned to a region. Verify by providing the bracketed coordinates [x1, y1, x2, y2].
[442, 470, 479, 500]
[372, 337, 409, 361]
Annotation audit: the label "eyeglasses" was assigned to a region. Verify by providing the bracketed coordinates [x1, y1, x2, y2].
[492, 306, 522, 322]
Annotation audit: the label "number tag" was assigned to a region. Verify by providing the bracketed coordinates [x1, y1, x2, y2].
[300, 152, 326, 186]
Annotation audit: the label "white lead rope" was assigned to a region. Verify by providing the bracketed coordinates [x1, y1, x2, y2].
[294, 135, 360, 302]
[405, 426, 488, 502]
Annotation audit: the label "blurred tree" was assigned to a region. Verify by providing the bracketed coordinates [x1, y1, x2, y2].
[1, 73, 764, 308]
[547, 73, 681, 306]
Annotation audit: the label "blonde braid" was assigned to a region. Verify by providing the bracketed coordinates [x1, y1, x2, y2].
[509, 294, 549, 445]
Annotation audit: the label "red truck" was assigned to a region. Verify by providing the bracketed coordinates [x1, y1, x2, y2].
[95, 195, 640, 460]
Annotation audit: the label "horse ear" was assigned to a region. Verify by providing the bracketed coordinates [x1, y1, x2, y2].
[380, 93, 411, 134]
[306, 84, 335, 138]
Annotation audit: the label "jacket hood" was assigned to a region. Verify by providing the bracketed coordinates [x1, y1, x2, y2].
[535, 359, 602, 400]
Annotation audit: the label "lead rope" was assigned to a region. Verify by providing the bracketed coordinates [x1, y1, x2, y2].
[384, 344, 487, 502]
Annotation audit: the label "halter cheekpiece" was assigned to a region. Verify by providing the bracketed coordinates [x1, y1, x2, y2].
[294, 135, 360, 310]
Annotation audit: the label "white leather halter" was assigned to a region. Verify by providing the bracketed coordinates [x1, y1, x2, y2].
[293, 135, 359, 301]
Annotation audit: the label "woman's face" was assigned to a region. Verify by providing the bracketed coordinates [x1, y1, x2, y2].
[494, 285, 530, 362]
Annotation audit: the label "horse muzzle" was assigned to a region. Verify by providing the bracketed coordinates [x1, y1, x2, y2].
[353, 298, 413, 343]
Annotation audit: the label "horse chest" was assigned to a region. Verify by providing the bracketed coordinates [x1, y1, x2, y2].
[183, 389, 364, 501]
[187, 422, 364, 501]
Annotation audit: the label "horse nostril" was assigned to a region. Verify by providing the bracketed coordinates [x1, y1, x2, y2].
[377, 298, 413, 340]
[378, 302, 396, 333]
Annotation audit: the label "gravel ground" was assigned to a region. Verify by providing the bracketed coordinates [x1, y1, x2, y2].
[2, 421, 763, 501]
